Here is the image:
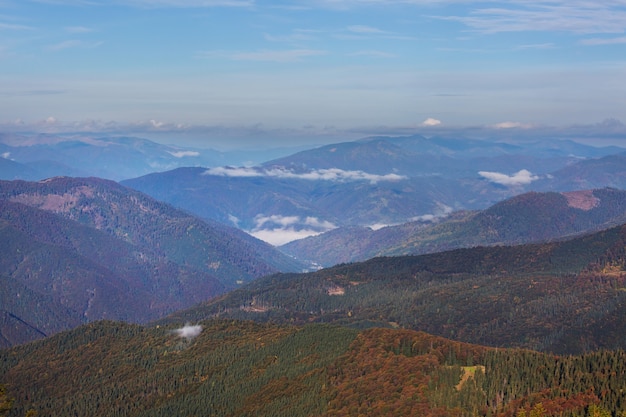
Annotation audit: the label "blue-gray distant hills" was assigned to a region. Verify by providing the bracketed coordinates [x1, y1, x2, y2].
[0, 133, 308, 181]
[122, 135, 626, 248]
[280, 188, 626, 266]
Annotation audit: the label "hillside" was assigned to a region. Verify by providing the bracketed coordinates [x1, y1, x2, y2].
[281, 188, 626, 266]
[162, 224, 626, 354]
[2, 320, 626, 416]
[0, 178, 304, 347]
[535, 153, 626, 191]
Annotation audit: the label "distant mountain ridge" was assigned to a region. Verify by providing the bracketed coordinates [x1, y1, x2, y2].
[281, 188, 626, 266]
[0, 177, 304, 347]
[123, 137, 626, 246]
[265, 135, 623, 177]
[0, 133, 311, 181]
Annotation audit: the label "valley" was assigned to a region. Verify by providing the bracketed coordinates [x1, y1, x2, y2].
[2, 133, 626, 416]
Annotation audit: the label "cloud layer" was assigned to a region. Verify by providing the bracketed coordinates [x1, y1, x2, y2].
[204, 166, 406, 183]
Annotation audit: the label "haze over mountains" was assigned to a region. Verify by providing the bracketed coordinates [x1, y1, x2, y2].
[0, 133, 308, 182]
[3, 130, 626, 415]
[121, 134, 626, 246]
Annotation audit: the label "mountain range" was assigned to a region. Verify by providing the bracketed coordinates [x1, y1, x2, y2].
[2, 131, 626, 415]
[0, 177, 304, 347]
[121, 136, 626, 246]
[281, 187, 626, 266]
[0, 133, 310, 181]
[161, 222, 626, 355]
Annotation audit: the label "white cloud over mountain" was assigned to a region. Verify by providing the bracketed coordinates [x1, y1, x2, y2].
[204, 166, 407, 184]
[248, 214, 337, 246]
[478, 169, 539, 186]
[168, 150, 200, 158]
[171, 324, 202, 339]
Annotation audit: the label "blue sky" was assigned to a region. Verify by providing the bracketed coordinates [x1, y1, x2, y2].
[2, 0, 626, 148]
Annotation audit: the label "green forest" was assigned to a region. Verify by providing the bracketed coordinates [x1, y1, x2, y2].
[2, 320, 626, 416]
[161, 223, 626, 354]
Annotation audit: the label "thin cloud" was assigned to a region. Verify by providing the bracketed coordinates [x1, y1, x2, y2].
[491, 121, 532, 129]
[435, 3, 626, 35]
[65, 26, 94, 33]
[124, 0, 253, 6]
[168, 150, 200, 157]
[203, 166, 407, 183]
[264, 30, 318, 43]
[250, 227, 325, 246]
[516, 43, 555, 50]
[581, 36, 626, 46]
[197, 48, 326, 62]
[349, 50, 396, 58]
[47, 40, 103, 51]
[231, 49, 326, 62]
[0, 23, 34, 31]
[479, 169, 539, 187]
[347, 25, 388, 34]
[250, 214, 337, 245]
[36, 0, 253, 6]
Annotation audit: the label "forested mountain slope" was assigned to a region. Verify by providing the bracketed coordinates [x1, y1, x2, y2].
[163, 224, 626, 354]
[0, 178, 304, 347]
[0, 177, 303, 284]
[2, 320, 626, 416]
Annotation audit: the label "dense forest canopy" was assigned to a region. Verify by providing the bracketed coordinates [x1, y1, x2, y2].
[2, 320, 626, 416]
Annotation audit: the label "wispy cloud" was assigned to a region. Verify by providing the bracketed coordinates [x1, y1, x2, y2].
[491, 121, 532, 129]
[168, 150, 200, 158]
[479, 169, 539, 187]
[47, 39, 103, 51]
[349, 50, 396, 58]
[124, 0, 253, 7]
[249, 214, 337, 245]
[204, 166, 407, 183]
[171, 324, 203, 339]
[516, 43, 555, 50]
[581, 36, 626, 46]
[0, 22, 34, 31]
[251, 227, 325, 246]
[197, 49, 326, 62]
[435, 2, 626, 35]
[231, 49, 326, 62]
[0, 89, 66, 97]
[347, 25, 388, 34]
[35, 0, 253, 7]
[65, 26, 94, 33]
[264, 30, 318, 43]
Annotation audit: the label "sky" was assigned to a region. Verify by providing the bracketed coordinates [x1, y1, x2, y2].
[1, 0, 626, 149]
